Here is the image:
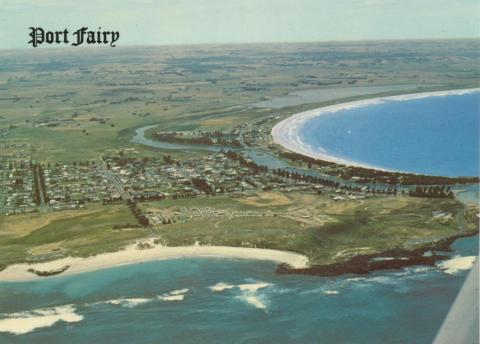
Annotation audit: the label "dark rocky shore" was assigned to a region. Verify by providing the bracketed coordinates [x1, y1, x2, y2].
[27, 265, 71, 277]
[277, 231, 478, 277]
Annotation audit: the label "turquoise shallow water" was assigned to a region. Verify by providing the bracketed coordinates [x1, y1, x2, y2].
[0, 236, 477, 344]
[299, 92, 480, 177]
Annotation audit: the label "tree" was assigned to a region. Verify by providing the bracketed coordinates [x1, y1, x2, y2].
[354, 210, 370, 225]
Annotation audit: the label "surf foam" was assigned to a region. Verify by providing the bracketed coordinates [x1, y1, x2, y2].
[158, 288, 189, 301]
[237, 282, 272, 311]
[236, 294, 268, 310]
[0, 305, 83, 335]
[104, 298, 151, 308]
[209, 282, 236, 292]
[438, 256, 477, 275]
[237, 283, 271, 293]
[323, 290, 339, 295]
[209, 281, 272, 311]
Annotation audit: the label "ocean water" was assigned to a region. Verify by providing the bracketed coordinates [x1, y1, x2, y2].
[299, 92, 480, 177]
[0, 236, 477, 344]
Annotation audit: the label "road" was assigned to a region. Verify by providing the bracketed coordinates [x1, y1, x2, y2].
[98, 161, 133, 203]
[34, 165, 46, 205]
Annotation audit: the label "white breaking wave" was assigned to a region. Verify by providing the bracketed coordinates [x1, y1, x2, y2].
[236, 282, 272, 311]
[104, 298, 151, 308]
[298, 285, 341, 296]
[237, 283, 271, 310]
[209, 281, 272, 311]
[209, 282, 236, 292]
[157, 288, 189, 301]
[367, 276, 399, 285]
[236, 294, 268, 310]
[158, 295, 185, 301]
[411, 266, 433, 273]
[168, 288, 189, 296]
[0, 305, 83, 335]
[208, 282, 271, 293]
[438, 256, 477, 275]
[323, 290, 339, 295]
[237, 283, 272, 293]
[95, 289, 190, 307]
[345, 277, 368, 283]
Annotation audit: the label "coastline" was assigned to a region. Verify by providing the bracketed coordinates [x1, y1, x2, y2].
[271, 88, 480, 174]
[1, 230, 477, 282]
[0, 242, 309, 282]
[278, 231, 479, 277]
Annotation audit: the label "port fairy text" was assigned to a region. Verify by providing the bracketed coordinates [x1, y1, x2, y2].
[28, 27, 120, 47]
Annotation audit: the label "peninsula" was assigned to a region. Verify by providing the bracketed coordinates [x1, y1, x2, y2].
[0, 40, 478, 280]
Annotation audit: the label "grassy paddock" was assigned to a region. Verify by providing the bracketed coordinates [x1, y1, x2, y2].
[141, 192, 471, 265]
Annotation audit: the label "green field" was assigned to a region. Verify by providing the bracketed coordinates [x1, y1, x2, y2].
[139, 192, 474, 265]
[0, 40, 478, 163]
[0, 204, 146, 269]
[0, 192, 475, 268]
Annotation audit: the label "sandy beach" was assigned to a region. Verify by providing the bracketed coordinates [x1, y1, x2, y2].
[0, 241, 309, 282]
[271, 88, 480, 171]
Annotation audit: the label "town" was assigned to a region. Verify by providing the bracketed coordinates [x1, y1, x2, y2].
[0, 140, 331, 218]
[1, 135, 457, 232]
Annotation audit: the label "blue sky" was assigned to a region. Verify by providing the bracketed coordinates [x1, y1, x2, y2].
[1, 0, 478, 49]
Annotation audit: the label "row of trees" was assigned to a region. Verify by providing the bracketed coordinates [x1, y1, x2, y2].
[271, 168, 399, 195]
[102, 196, 123, 205]
[341, 166, 478, 186]
[155, 132, 214, 145]
[163, 154, 174, 164]
[131, 192, 166, 202]
[226, 151, 458, 199]
[279, 151, 337, 168]
[223, 150, 403, 195]
[128, 201, 150, 227]
[191, 177, 213, 194]
[32, 164, 48, 205]
[225, 150, 269, 174]
[409, 186, 454, 198]
[277, 150, 478, 186]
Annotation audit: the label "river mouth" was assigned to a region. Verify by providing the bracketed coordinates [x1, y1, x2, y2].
[272, 89, 480, 178]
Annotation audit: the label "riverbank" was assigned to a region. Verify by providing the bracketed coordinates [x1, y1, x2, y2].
[0, 241, 309, 282]
[271, 88, 479, 174]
